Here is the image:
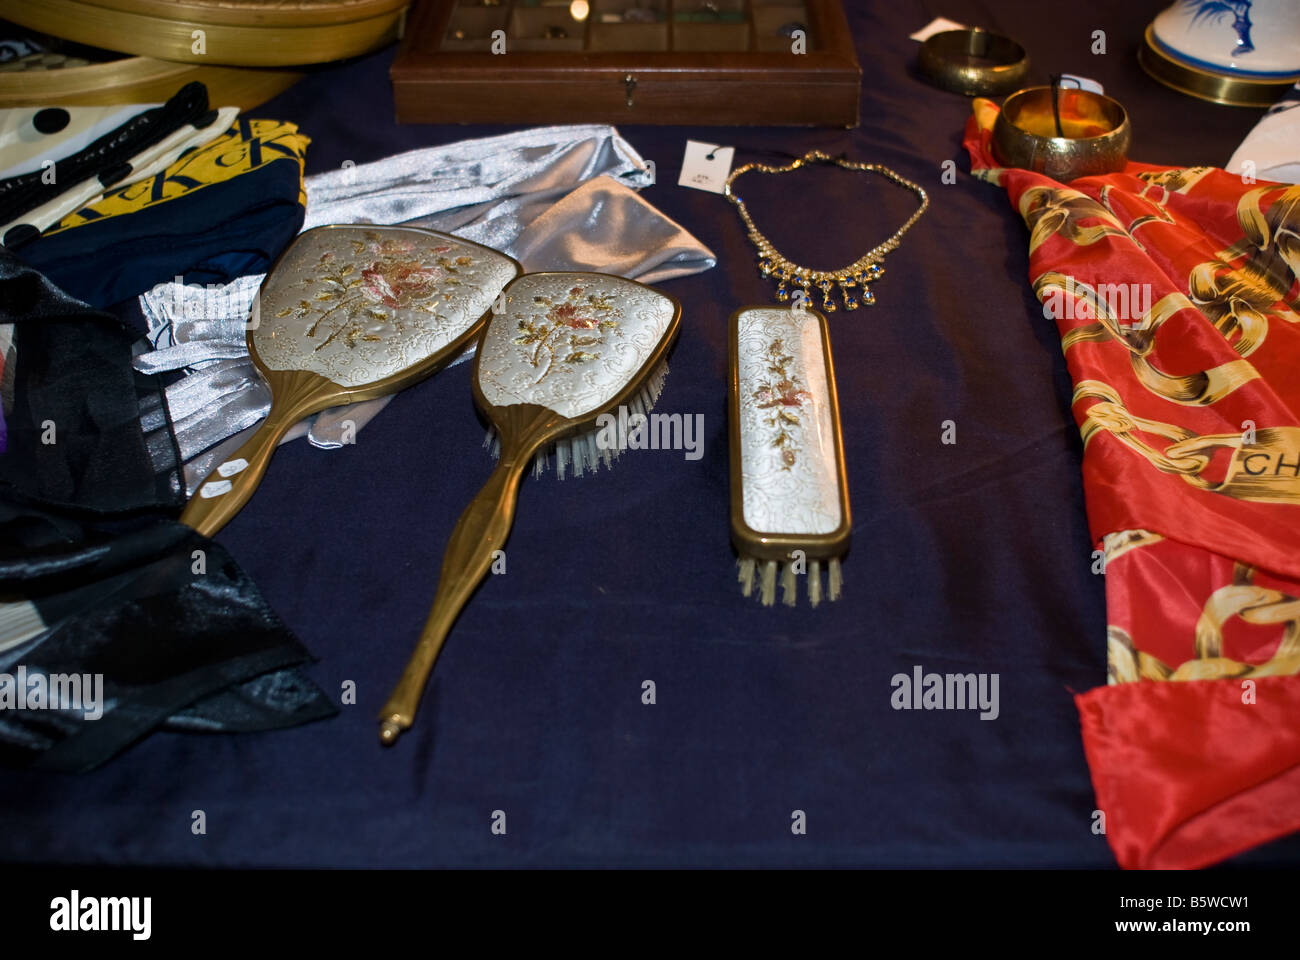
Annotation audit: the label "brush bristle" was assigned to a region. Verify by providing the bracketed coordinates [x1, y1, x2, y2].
[485, 361, 669, 479]
[735, 553, 844, 607]
[738, 557, 756, 597]
[759, 560, 777, 607]
[780, 562, 797, 607]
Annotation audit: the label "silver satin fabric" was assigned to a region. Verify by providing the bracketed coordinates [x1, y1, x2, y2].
[135, 124, 715, 498]
[303, 122, 652, 243]
[507, 175, 714, 284]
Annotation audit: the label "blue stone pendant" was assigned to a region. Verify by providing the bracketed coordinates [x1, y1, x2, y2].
[762, 258, 886, 309]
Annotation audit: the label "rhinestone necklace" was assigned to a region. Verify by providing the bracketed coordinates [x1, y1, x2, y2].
[724, 150, 929, 311]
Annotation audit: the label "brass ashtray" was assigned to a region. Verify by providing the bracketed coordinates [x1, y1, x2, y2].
[992, 86, 1130, 182]
[917, 28, 1029, 97]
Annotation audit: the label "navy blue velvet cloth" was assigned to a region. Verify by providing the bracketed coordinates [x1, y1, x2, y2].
[4, 0, 1297, 866]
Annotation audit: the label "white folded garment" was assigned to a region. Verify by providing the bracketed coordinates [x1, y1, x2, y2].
[1227, 85, 1300, 185]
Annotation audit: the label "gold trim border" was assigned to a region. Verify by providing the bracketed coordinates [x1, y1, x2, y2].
[727, 305, 851, 563]
[1138, 24, 1300, 109]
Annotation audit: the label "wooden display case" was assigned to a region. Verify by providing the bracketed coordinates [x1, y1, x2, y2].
[391, 0, 860, 126]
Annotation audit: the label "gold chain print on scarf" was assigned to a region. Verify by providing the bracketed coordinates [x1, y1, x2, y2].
[1075, 380, 1300, 504]
[1019, 185, 1131, 255]
[1024, 180, 1300, 506]
[1106, 541, 1300, 683]
[1039, 273, 1260, 406]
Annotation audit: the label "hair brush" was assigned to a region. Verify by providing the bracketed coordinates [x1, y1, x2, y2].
[178, 224, 520, 536]
[729, 304, 851, 607]
[379, 271, 680, 744]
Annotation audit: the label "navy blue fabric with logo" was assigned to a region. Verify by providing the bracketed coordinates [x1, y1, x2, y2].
[14, 116, 306, 309]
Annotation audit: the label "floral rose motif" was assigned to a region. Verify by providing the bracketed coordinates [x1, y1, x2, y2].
[754, 379, 811, 409]
[280, 233, 474, 351]
[361, 259, 441, 308]
[551, 302, 600, 329]
[512, 285, 619, 383]
[754, 339, 811, 469]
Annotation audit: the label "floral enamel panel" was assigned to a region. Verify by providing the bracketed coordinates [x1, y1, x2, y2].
[251, 225, 518, 388]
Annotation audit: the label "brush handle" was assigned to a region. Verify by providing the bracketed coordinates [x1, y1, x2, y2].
[179, 374, 333, 537]
[379, 404, 562, 745]
[178, 414, 293, 538]
[379, 454, 528, 744]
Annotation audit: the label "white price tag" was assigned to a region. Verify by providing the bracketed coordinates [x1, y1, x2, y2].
[677, 140, 734, 194]
[910, 17, 966, 42]
[1060, 74, 1104, 95]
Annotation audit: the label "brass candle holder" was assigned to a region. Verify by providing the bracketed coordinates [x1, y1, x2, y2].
[992, 85, 1131, 183]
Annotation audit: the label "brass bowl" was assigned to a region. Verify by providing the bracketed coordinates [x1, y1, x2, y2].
[917, 28, 1029, 97]
[992, 86, 1131, 182]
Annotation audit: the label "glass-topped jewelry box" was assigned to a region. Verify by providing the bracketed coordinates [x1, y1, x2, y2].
[391, 0, 860, 125]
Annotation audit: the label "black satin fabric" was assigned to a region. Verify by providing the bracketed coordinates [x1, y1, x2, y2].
[0, 249, 334, 772]
[0, 527, 335, 771]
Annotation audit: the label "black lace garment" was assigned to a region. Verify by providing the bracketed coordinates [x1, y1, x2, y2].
[0, 249, 334, 772]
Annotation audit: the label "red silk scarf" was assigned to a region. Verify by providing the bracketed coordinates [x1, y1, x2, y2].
[966, 97, 1300, 869]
